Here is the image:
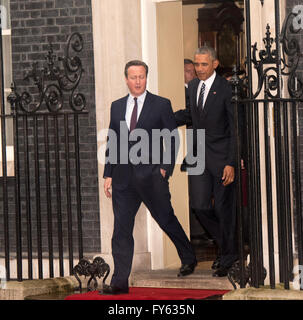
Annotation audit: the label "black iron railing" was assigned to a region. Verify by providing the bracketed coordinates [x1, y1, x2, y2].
[228, 0, 303, 289]
[0, 33, 87, 281]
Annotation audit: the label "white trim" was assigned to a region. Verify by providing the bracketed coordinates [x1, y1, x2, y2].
[141, 0, 164, 270]
[140, 0, 159, 95]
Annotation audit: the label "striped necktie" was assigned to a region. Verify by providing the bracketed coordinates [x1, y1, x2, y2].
[198, 82, 206, 112]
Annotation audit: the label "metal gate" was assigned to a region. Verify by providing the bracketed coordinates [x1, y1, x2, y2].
[0, 32, 87, 281]
[230, 0, 303, 289]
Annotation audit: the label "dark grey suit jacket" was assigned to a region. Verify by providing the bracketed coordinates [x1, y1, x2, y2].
[104, 91, 179, 190]
[175, 74, 235, 177]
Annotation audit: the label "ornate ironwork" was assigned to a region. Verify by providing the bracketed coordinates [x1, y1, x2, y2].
[230, 65, 247, 101]
[73, 257, 110, 292]
[7, 32, 86, 114]
[227, 262, 267, 290]
[245, 10, 303, 100]
[230, 5, 303, 290]
[281, 10, 303, 98]
[251, 24, 279, 99]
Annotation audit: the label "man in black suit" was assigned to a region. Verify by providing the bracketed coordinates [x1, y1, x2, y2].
[102, 60, 197, 295]
[183, 59, 214, 244]
[175, 46, 238, 277]
[184, 59, 197, 108]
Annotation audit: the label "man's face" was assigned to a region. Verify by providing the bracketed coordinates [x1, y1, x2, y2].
[184, 63, 197, 84]
[125, 65, 147, 97]
[194, 53, 219, 81]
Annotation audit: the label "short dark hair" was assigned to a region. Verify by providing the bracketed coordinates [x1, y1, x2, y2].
[124, 60, 149, 78]
[195, 46, 218, 61]
[184, 59, 194, 65]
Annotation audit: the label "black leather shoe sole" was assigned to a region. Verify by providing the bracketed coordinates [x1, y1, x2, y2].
[100, 284, 129, 295]
[212, 267, 228, 277]
[211, 257, 221, 270]
[177, 261, 197, 277]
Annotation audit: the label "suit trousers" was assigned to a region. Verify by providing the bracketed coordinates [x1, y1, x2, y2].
[188, 168, 238, 268]
[110, 167, 196, 290]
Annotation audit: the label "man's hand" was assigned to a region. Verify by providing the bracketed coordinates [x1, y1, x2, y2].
[222, 165, 235, 186]
[160, 168, 166, 178]
[104, 177, 112, 198]
[241, 159, 245, 169]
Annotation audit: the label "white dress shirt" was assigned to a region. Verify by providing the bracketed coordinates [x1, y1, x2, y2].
[125, 91, 147, 130]
[196, 71, 216, 108]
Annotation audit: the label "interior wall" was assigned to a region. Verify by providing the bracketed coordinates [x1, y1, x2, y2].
[182, 4, 206, 60]
[182, 2, 245, 64]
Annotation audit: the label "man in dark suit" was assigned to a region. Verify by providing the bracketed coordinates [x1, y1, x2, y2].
[102, 60, 197, 295]
[175, 47, 238, 277]
[183, 59, 214, 244]
[184, 59, 197, 108]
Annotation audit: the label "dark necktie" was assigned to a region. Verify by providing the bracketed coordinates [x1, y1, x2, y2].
[130, 97, 138, 131]
[198, 82, 206, 112]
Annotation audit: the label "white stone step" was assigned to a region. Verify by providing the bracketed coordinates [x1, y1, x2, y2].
[130, 265, 234, 291]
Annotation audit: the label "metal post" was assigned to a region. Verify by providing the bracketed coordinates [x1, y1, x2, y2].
[43, 115, 54, 278]
[34, 115, 43, 279]
[64, 113, 74, 275]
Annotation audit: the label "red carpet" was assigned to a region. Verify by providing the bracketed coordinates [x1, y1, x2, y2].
[64, 287, 229, 300]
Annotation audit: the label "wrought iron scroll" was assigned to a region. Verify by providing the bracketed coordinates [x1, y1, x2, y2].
[251, 24, 279, 99]
[280, 11, 303, 98]
[229, 7, 303, 290]
[246, 9, 303, 100]
[73, 257, 110, 292]
[228, 262, 267, 290]
[8, 32, 86, 114]
[6, 32, 88, 281]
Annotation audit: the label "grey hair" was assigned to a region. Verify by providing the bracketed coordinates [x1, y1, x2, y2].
[195, 46, 218, 61]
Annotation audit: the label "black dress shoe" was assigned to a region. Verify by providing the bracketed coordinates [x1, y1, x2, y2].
[212, 266, 229, 277]
[211, 256, 221, 270]
[177, 261, 197, 277]
[100, 284, 129, 295]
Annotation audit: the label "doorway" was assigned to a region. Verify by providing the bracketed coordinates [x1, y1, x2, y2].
[181, 0, 245, 263]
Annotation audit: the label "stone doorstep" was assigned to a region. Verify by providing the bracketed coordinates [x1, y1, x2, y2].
[0, 276, 89, 300]
[5, 270, 303, 300]
[130, 268, 234, 291]
[223, 286, 303, 300]
[0, 268, 234, 300]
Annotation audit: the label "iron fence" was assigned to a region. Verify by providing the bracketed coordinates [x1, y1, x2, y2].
[0, 32, 87, 281]
[229, 0, 303, 289]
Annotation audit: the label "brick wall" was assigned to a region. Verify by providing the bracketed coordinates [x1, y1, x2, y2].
[5, 0, 100, 257]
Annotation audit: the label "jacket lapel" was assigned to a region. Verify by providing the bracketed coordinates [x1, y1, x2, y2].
[201, 75, 220, 116]
[191, 78, 200, 118]
[136, 91, 152, 129]
[119, 95, 129, 123]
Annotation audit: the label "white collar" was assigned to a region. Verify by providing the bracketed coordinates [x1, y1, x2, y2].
[129, 90, 147, 102]
[201, 71, 216, 88]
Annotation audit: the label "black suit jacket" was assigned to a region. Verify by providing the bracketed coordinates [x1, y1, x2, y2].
[175, 74, 235, 177]
[104, 91, 179, 190]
